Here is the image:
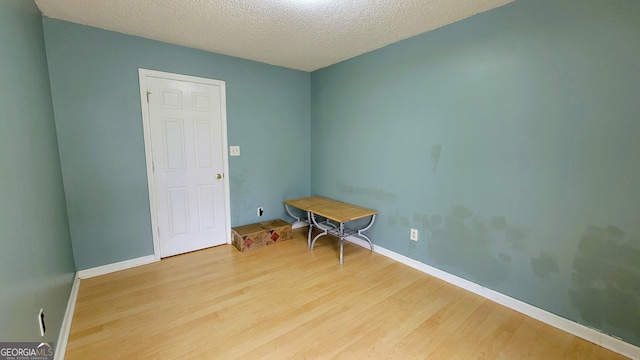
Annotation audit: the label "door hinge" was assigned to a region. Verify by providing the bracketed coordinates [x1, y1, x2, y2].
[152, 161, 155, 172]
[146, 90, 151, 103]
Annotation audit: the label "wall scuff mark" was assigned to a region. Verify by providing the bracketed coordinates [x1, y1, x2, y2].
[570, 225, 640, 338]
[530, 252, 559, 277]
[424, 204, 519, 287]
[337, 182, 397, 202]
[431, 144, 442, 173]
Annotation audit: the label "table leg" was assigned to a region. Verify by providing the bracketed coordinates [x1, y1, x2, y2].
[339, 222, 345, 265]
[285, 204, 315, 248]
[310, 213, 329, 249]
[306, 211, 312, 248]
[310, 213, 376, 265]
[356, 214, 376, 252]
[284, 204, 301, 223]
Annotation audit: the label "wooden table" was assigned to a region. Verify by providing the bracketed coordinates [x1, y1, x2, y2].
[284, 196, 377, 264]
[284, 196, 339, 247]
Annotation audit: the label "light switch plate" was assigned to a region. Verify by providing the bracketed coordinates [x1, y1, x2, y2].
[230, 146, 240, 156]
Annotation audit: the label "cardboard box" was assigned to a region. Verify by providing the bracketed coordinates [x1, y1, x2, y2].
[231, 219, 292, 252]
[259, 219, 292, 243]
[232, 223, 269, 252]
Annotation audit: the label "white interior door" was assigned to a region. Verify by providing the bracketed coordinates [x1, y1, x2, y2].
[141, 71, 229, 258]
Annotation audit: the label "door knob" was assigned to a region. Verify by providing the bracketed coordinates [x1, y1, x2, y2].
[216, 174, 223, 179]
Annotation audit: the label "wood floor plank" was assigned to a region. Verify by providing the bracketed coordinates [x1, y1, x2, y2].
[65, 228, 630, 359]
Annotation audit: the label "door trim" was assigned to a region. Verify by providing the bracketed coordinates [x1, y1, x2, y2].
[138, 68, 231, 260]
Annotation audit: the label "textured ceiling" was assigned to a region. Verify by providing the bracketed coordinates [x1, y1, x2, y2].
[35, 0, 514, 72]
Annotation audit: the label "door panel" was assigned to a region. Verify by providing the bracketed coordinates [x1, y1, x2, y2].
[163, 119, 186, 171]
[168, 187, 189, 235]
[195, 121, 213, 169]
[197, 184, 216, 231]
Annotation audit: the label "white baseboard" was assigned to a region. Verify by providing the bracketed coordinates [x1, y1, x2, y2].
[54, 273, 80, 360]
[344, 235, 640, 360]
[291, 220, 309, 230]
[77, 255, 157, 279]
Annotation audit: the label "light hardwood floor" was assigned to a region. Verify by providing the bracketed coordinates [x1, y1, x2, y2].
[65, 228, 627, 359]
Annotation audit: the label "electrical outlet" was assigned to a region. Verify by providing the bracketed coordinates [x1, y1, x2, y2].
[230, 146, 240, 156]
[257, 207, 264, 217]
[410, 228, 419, 241]
[38, 308, 46, 336]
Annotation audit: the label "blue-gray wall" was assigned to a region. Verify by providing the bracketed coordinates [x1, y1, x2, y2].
[21, 0, 638, 349]
[311, 0, 640, 347]
[42, 19, 311, 270]
[0, 0, 75, 343]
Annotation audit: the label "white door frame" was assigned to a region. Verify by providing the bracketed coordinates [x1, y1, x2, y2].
[138, 68, 232, 260]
